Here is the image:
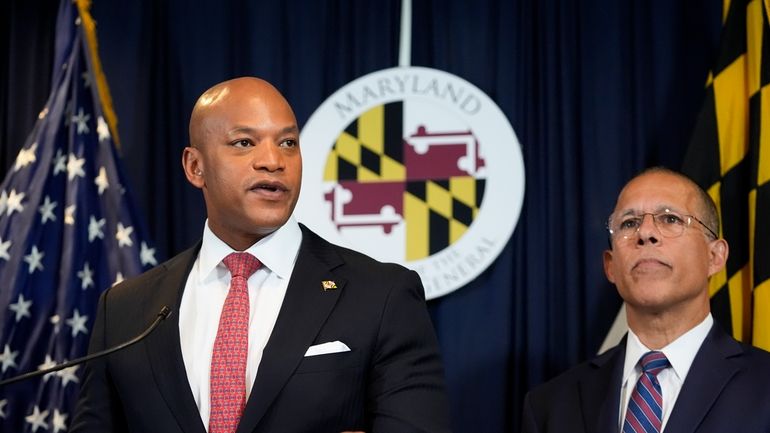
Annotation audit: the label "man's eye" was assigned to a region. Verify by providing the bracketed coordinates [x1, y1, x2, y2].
[231, 139, 252, 148]
[619, 218, 640, 230]
[280, 139, 298, 148]
[658, 213, 684, 225]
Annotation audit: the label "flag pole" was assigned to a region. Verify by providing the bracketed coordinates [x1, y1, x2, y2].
[74, 0, 121, 150]
[398, 0, 412, 67]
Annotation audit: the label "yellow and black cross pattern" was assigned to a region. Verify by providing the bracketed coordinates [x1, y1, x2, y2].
[404, 177, 486, 260]
[683, 0, 770, 349]
[323, 102, 406, 183]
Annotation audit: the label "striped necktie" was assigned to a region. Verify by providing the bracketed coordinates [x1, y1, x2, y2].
[622, 351, 670, 433]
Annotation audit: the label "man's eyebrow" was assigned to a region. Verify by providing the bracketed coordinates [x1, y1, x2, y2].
[280, 125, 300, 135]
[227, 125, 299, 136]
[226, 126, 257, 136]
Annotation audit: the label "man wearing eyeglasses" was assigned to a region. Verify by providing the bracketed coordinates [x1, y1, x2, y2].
[521, 167, 770, 433]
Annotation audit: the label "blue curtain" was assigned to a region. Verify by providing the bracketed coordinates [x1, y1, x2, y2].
[1, 1, 722, 431]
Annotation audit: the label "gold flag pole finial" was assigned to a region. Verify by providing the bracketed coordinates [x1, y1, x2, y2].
[74, 0, 121, 150]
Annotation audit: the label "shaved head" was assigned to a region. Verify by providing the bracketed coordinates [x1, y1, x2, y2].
[182, 76, 301, 249]
[189, 77, 295, 149]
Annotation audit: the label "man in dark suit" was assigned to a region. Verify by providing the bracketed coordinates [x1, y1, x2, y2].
[71, 77, 450, 433]
[522, 167, 770, 433]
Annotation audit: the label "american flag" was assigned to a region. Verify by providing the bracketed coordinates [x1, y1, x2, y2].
[0, 0, 157, 431]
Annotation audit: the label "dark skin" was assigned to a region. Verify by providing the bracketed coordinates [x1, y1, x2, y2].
[182, 77, 365, 433]
[182, 77, 302, 251]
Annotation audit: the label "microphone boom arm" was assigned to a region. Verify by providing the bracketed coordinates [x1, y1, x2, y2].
[0, 306, 171, 387]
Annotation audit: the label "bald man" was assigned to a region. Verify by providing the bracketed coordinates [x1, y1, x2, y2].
[522, 167, 770, 432]
[72, 77, 451, 433]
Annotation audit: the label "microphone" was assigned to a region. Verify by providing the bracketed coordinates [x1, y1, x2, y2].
[0, 306, 172, 387]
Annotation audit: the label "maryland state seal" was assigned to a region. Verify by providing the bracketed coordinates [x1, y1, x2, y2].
[297, 67, 524, 299]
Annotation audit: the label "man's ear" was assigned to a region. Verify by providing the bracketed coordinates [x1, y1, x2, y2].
[182, 146, 205, 189]
[707, 238, 729, 278]
[603, 249, 616, 284]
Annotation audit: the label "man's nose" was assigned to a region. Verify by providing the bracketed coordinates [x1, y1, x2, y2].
[636, 214, 660, 245]
[253, 142, 283, 171]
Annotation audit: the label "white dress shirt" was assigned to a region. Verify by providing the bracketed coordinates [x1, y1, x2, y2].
[178, 217, 302, 429]
[619, 313, 713, 431]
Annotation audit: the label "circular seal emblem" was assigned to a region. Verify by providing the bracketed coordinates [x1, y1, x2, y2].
[297, 66, 525, 299]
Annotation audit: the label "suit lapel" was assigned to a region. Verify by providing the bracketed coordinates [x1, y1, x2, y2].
[143, 245, 207, 433]
[664, 324, 742, 433]
[237, 228, 345, 433]
[579, 339, 625, 433]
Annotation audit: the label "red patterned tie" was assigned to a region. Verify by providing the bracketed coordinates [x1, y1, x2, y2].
[209, 252, 261, 433]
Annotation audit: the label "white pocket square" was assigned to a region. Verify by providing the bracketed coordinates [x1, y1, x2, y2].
[304, 340, 351, 357]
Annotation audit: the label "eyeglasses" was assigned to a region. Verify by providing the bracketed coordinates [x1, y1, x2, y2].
[607, 210, 718, 241]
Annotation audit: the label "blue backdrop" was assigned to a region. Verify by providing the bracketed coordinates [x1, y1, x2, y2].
[1, 1, 722, 431]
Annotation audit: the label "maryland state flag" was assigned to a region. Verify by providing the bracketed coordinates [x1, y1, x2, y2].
[0, 0, 156, 430]
[323, 101, 486, 261]
[683, 0, 770, 350]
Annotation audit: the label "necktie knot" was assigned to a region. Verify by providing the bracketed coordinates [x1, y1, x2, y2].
[639, 351, 669, 377]
[223, 252, 261, 278]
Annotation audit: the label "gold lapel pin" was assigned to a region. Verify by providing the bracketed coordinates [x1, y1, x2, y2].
[321, 280, 337, 291]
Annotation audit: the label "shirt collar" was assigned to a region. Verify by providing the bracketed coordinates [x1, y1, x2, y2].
[198, 216, 302, 280]
[622, 313, 713, 384]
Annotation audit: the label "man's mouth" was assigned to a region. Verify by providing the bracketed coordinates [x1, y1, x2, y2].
[632, 258, 672, 272]
[249, 181, 288, 193]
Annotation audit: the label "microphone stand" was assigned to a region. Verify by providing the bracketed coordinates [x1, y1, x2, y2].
[0, 306, 171, 387]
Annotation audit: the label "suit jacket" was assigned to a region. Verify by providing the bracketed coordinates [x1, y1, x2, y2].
[71, 225, 450, 433]
[522, 323, 770, 433]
